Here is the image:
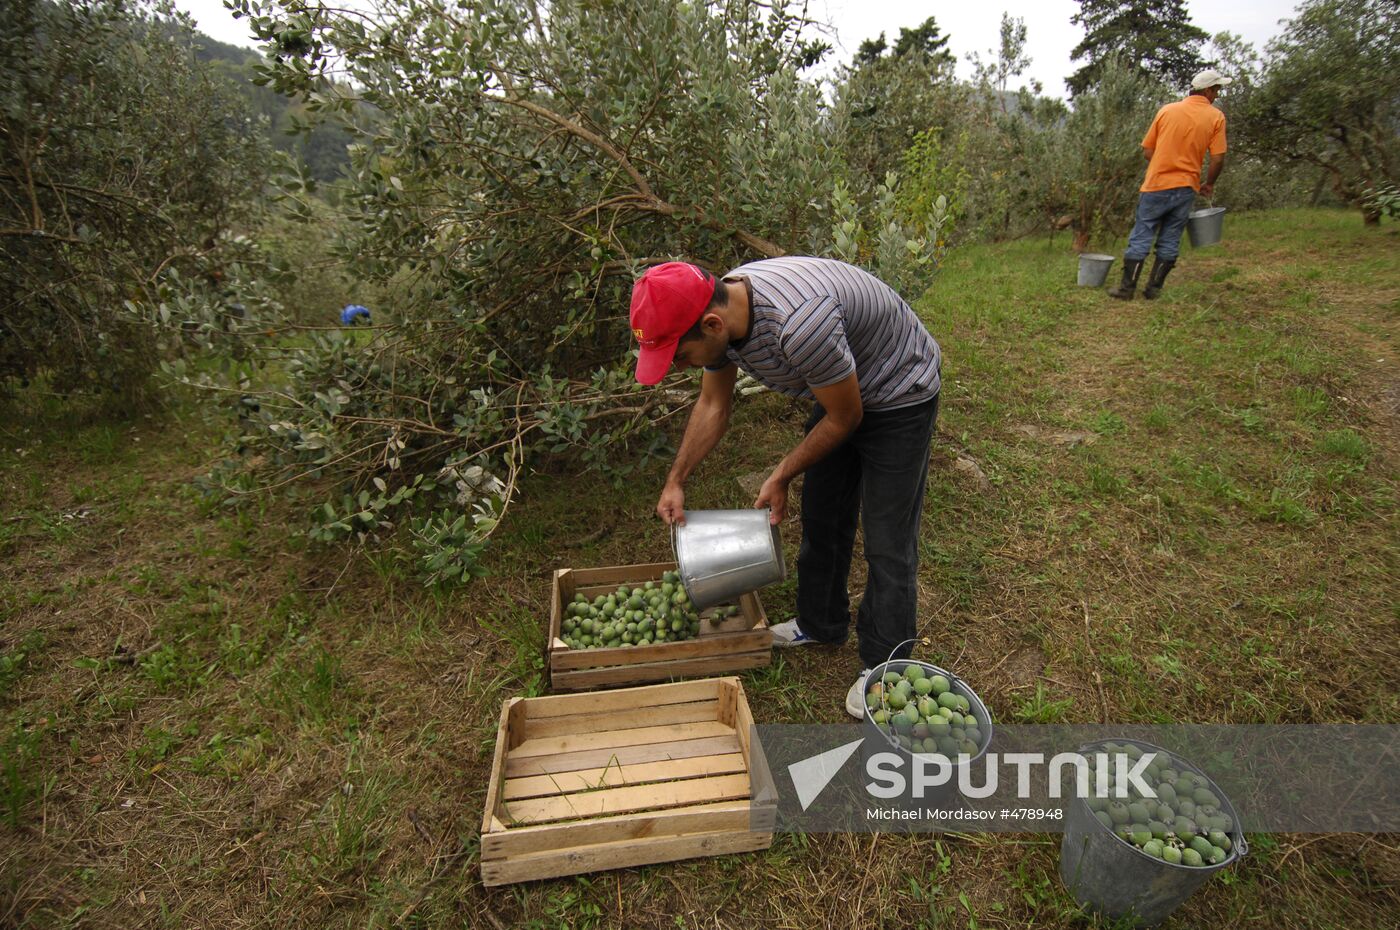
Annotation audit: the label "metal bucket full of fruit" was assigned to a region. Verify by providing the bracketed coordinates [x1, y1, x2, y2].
[859, 659, 995, 818]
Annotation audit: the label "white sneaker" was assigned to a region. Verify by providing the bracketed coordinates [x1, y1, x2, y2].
[845, 669, 872, 720]
[770, 619, 817, 647]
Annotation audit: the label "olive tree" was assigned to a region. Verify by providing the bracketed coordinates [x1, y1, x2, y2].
[1242, 0, 1399, 224]
[201, 0, 941, 581]
[0, 0, 269, 406]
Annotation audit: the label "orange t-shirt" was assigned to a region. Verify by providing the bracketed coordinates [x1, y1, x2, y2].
[1140, 96, 1227, 193]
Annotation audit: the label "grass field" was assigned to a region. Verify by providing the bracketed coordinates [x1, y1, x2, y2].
[2, 208, 1397, 928]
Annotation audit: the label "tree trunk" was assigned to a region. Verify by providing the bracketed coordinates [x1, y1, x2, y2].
[1072, 229, 1091, 252]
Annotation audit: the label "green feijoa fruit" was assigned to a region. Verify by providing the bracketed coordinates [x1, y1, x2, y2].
[927, 718, 950, 737]
[643, 581, 655, 591]
[1114, 824, 1132, 841]
[1196, 804, 1220, 823]
[1210, 814, 1232, 832]
[913, 677, 934, 695]
[958, 739, 979, 756]
[917, 696, 938, 718]
[1129, 825, 1152, 846]
[628, 594, 643, 609]
[1174, 817, 1198, 842]
[1182, 848, 1203, 867]
[1155, 805, 1176, 823]
[893, 715, 914, 734]
[1208, 831, 1231, 851]
[955, 695, 971, 713]
[1174, 774, 1196, 795]
[912, 723, 929, 739]
[922, 737, 940, 754]
[901, 705, 921, 726]
[937, 706, 954, 720]
[1127, 802, 1151, 824]
[1125, 744, 1144, 760]
[1149, 820, 1168, 841]
[898, 736, 914, 750]
[1177, 798, 1196, 818]
[1193, 788, 1218, 807]
[929, 675, 951, 695]
[936, 691, 960, 710]
[1159, 768, 1179, 783]
[1087, 796, 1109, 813]
[1207, 846, 1227, 865]
[866, 691, 883, 710]
[946, 711, 965, 728]
[950, 727, 966, 742]
[883, 672, 901, 687]
[574, 593, 588, 604]
[965, 727, 982, 746]
[1095, 810, 1114, 829]
[872, 709, 889, 725]
[1108, 802, 1130, 825]
[894, 679, 914, 697]
[937, 737, 960, 755]
[670, 619, 683, 632]
[1161, 845, 1183, 865]
[1156, 783, 1178, 806]
[887, 692, 908, 711]
[1142, 839, 1165, 858]
[1190, 836, 1214, 858]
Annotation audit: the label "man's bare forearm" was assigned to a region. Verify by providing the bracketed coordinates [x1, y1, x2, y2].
[1207, 153, 1226, 185]
[666, 399, 730, 487]
[772, 415, 856, 483]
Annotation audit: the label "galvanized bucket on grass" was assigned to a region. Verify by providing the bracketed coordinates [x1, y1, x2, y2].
[1186, 207, 1227, 248]
[1077, 253, 1116, 286]
[1059, 738, 1248, 927]
[859, 659, 995, 816]
[672, 508, 785, 612]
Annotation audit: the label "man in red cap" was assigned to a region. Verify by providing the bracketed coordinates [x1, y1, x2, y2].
[631, 258, 942, 719]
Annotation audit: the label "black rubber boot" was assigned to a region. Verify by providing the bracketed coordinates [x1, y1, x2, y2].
[1142, 257, 1176, 300]
[1107, 258, 1145, 300]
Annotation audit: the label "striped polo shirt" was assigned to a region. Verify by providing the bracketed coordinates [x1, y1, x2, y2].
[714, 257, 941, 411]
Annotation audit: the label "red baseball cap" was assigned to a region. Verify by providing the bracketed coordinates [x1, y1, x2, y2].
[630, 262, 716, 385]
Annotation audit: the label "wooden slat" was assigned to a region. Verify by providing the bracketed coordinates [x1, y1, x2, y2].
[509, 720, 732, 760]
[500, 773, 752, 826]
[568, 562, 674, 587]
[734, 691, 778, 805]
[521, 679, 720, 720]
[481, 801, 755, 858]
[550, 650, 770, 691]
[521, 699, 718, 740]
[504, 734, 741, 779]
[502, 753, 748, 801]
[480, 828, 772, 886]
[550, 629, 772, 671]
[481, 698, 517, 834]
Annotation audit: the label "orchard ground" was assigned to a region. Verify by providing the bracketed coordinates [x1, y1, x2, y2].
[2, 208, 1396, 928]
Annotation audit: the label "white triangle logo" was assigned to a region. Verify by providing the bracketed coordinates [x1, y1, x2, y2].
[787, 738, 864, 811]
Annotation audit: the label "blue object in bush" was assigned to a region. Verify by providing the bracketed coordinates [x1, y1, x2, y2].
[340, 304, 371, 325]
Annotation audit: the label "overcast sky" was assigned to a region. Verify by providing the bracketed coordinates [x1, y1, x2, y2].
[172, 0, 1303, 99]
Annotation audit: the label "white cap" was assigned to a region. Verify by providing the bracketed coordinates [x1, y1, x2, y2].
[1191, 69, 1233, 91]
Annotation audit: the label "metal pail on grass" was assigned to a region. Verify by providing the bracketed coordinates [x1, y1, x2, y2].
[1077, 253, 1116, 286]
[1186, 207, 1227, 248]
[1059, 738, 1248, 927]
[672, 508, 785, 612]
[859, 659, 995, 817]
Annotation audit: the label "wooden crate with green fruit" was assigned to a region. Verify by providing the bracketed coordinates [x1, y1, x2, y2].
[546, 561, 772, 691]
[479, 677, 775, 886]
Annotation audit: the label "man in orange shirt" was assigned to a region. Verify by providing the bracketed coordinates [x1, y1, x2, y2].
[1109, 69, 1231, 300]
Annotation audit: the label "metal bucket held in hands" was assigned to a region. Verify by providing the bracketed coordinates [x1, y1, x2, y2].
[671, 508, 786, 612]
[1186, 207, 1226, 248]
[1077, 253, 1116, 287]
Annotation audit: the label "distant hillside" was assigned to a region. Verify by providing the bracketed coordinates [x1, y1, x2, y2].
[186, 29, 353, 182]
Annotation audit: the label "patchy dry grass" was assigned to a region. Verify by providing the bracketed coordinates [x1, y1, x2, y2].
[1, 209, 1397, 928]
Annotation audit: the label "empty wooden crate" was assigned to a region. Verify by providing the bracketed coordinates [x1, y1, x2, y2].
[479, 677, 775, 886]
[547, 561, 773, 691]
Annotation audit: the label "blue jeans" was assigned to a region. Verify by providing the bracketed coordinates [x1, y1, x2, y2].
[1125, 187, 1196, 262]
[796, 394, 939, 669]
